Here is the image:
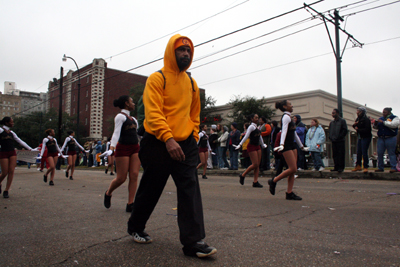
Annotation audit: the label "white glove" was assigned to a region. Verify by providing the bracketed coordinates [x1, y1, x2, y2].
[274, 145, 284, 152]
[100, 150, 113, 158]
[211, 152, 216, 155]
[262, 144, 267, 149]
[233, 144, 241, 150]
[58, 153, 67, 158]
[85, 150, 90, 153]
[301, 147, 309, 152]
[31, 148, 39, 152]
[36, 156, 42, 160]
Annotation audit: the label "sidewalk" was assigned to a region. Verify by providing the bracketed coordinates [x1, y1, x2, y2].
[202, 168, 400, 181]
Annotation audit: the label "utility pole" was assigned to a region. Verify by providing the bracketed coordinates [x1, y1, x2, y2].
[304, 4, 363, 117]
[334, 10, 343, 118]
[58, 67, 63, 142]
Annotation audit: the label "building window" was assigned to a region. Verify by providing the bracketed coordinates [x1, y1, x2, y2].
[87, 76, 89, 83]
[73, 108, 75, 114]
[85, 118, 87, 125]
[73, 95, 75, 101]
[85, 104, 88, 111]
[86, 90, 88, 97]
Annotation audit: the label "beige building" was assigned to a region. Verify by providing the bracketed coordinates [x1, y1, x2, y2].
[211, 90, 383, 167]
[0, 92, 22, 118]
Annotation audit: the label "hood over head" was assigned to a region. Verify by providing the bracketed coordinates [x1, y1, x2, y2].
[163, 34, 194, 74]
[357, 106, 367, 117]
[294, 114, 305, 127]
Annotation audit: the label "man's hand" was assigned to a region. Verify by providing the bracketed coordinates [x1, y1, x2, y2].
[166, 138, 185, 161]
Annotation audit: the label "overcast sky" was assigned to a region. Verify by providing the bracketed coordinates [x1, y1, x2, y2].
[1, 0, 399, 116]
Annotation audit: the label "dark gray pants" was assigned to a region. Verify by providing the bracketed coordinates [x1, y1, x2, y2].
[128, 133, 205, 246]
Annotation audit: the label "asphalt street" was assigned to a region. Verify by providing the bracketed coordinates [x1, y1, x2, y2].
[0, 167, 399, 266]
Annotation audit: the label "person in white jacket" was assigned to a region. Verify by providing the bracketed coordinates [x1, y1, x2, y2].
[217, 126, 229, 169]
[305, 118, 326, 172]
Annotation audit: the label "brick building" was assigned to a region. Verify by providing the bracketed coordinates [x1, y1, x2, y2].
[48, 58, 148, 140]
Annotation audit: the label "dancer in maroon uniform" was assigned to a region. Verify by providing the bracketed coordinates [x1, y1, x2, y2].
[196, 124, 212, 179]
[0, 117, 37, 198]
[236, 114, 266, 188]
[104, 95, 141, 212]
[268, 100, 308, 200]
[39, 129, 65, 186]
[61, 130, 87, 180]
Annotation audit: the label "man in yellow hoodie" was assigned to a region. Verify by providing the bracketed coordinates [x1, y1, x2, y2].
[127, 34, 217, 258]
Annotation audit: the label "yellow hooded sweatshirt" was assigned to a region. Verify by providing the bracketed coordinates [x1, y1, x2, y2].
[143, 34, 200, 142]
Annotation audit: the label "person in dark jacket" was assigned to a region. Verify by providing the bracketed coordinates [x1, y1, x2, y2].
[352, 107, 372, 173]
[329, 109, 348, 173]
[373, 107, 399, 173]
[293, 115, 306, 170]
[226, 122, 241, 170]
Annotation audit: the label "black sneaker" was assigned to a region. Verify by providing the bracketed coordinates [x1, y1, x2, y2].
[239, 174, 245, 185]
[49, 181, 54, 186]
[43, 175, 47, 183]
[202, 175, 208, 179]
[104, 191, 111, 209]
[286, 192, 302, 200]
[105, 168, 108, 174]
[126, 203, 134, 212]
[182, 241, 217, 258]
[110, 172, 114, 176]
[253, 181, 263, 188]
[69, 176, 73, 180]
[129, 231, 152, 244]
[65, 171, 69, 178]
[268, 179, 276, 195]
[330, 169, 338, 172]
[3, 191, 9, 198]
[0, 184, 2, 194]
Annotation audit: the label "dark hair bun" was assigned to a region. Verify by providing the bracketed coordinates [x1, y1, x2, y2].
[113, 95, 130, 109]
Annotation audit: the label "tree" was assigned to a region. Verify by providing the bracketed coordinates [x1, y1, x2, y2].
[228, 95, 274, 132]
[129, 83, 145, 118]
[12, 109, 85, 148]
[200, 91, 221, 124]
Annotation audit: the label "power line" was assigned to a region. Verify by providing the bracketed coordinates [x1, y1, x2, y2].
[103, 0, 250, 61]
[194, 17, 314, 62]
[198, 36, 400, 87]
[194, 0, 325, 48]
[191, 22, 323, 70]
[341, 0, 400, 17]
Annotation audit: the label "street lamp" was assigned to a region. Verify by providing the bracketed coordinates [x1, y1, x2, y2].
[62, 54, 81, 142]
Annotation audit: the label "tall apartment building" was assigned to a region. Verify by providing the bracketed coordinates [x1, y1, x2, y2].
[48, 58, 148, 140]
[19, 91, 48, 114]
[0, 92, 22, 117]
[2, 81, 48, 117]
